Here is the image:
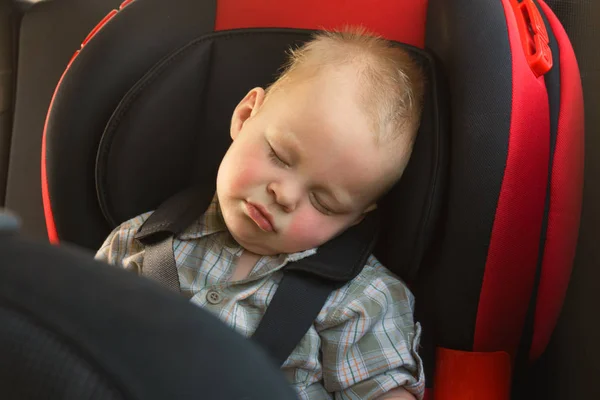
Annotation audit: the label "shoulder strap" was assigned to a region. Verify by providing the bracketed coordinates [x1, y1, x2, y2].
[134, 185, 215, 292]
[252, 212, 379, 366]
[251, 271, 334, 366]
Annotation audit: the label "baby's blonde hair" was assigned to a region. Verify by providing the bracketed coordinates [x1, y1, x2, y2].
[266, 26, 425, 147]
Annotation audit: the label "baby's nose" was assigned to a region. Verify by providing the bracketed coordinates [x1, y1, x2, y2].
[268, 182, 299, 213]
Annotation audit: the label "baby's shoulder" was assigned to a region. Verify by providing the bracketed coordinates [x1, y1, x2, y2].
[317, 254, 415, 324]
[96, 211, 156, 264]
[350, 254, 413, 297]
[111, 211, 155, 236]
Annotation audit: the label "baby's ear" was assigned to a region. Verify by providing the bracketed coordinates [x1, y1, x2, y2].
[350, 203, 378, 226]
[230, 87, 265, 140]
[364, 203, 378, 213]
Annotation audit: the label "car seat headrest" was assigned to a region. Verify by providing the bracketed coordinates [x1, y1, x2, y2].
[54, 29, 448, 281]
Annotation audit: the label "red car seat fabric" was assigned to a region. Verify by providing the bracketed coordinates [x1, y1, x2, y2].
[434, 348, 511, 400]
[474, 0, 552, 358]
[421, 0, 543, 369]
[214, 0, 428, 48]
[530, 0, 584, 363]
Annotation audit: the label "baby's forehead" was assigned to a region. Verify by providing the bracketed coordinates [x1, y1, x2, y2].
[295, 132, 400, 193]
[285, 66, 392, 133]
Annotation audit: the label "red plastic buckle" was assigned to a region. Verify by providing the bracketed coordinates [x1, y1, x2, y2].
[512, 0, 553, 77]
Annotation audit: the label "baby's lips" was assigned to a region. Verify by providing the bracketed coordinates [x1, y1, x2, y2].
[246, 202, 275, 232]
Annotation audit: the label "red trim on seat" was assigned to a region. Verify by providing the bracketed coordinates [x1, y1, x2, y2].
[423, 388, 432, 400]
[473, 0, 550, 358]
[81, 10, 119, 47]
[42, 4, 125, 244]
[41, 51, 82, 245]
[434, 348, 511, 400]
[214, 0, 428, 47]
[530, 0, 584, 362]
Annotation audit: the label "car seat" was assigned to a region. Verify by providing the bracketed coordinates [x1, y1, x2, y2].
[41, 0, 585, 398]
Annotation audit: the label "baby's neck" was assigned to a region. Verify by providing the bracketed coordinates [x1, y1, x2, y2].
[229, 250, 262, 281]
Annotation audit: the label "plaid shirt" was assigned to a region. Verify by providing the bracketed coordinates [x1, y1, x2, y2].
[96, 196, 424, 399]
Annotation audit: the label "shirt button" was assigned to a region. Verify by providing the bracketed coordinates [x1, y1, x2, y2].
[206, 290, 223, 305]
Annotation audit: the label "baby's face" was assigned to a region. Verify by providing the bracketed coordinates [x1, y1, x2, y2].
[217, 69, 400, 255]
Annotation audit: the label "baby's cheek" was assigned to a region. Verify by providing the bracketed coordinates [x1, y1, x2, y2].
[286, 212, 339, 248]
[228, 154, 262, 192]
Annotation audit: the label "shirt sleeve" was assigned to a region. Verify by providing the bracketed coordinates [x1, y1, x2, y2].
[94, 211, 154, 273]
[318, 266, 425, 400]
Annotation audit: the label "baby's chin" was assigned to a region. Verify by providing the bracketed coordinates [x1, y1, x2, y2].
[231, 231, 280, 255]
[229, 226, 315, 256]
[221, 209, 280, 255]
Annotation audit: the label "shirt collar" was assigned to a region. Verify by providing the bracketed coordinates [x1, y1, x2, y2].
[178, 193, 227, 240]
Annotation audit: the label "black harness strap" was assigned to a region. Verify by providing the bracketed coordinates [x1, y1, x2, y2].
[134, 187, 379, 365]
[135, 186, 214, 292]
[142, 235, 180, 292]
[252, 271, 334, 366]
